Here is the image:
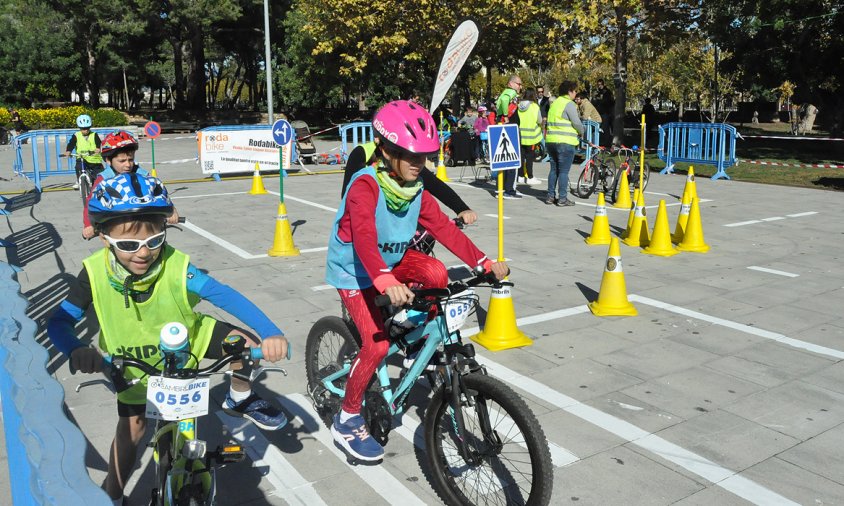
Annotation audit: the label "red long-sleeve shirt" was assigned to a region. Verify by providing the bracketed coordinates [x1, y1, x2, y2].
[339, 174, 491, 292]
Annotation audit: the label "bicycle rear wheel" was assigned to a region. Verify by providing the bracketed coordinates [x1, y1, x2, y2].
[305, 316, 361, 428]
[631, 161, 650, 192]
[424, 373, 553, 506]
[574, 161, 598, 198]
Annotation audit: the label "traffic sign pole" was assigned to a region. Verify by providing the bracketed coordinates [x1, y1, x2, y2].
[144, 119, 162, 178]
[279, 148, 284, 203]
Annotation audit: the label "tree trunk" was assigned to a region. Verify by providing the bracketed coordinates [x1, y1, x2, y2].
[485, 64, 493, 105]
[170, 38, 186, 107]
[612, 6, 629, 147]
[84, 37, 100, 107]
[186, 23, 206, 110]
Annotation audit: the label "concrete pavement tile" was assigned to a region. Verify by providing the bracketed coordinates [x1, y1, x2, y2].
[690, 268, 776, 292]
[723, 380, 844, 440]
[593, 339, 720, 380]
[554, 445, 703, 505]
[802, 361, 844, 395]
[738, 456, 844, 505]
[529, 359, 644, 402]
[738, 304, 839, 335]
[777, 422, 844, 485]
[672, 485, 754, 505]
[632, 279, 729, 305]
[652, 410, 799, 471]
[732, 341, 836, 378]
[792, 321, 844, 354]
[535, 408, 625, 460]
[522, 326, 636, 365]
[667, 324, 766, 356]
[583, 392, 684, 434]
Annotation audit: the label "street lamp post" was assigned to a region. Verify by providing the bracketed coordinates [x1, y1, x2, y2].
[263, 0, 273, 124]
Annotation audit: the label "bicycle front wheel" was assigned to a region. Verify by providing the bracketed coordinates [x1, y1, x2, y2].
[631, 161, 650, 192]
[424, 373, 553, 506]
[78, 174, 90, 205]
[574, 162, 598, 198]
[305, 316, 361, 428]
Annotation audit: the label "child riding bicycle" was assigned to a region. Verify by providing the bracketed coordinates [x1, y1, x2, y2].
[64, 114, 104, 190]
[48, 173, 289, 505]
[325, 100, 508, 462]
[82, 130, 180, 239]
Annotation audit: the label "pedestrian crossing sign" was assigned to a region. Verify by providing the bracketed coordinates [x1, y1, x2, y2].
[487, 124, 521, 171]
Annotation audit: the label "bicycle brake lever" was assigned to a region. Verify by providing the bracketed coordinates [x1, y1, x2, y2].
[225, 365, 288, 384]
[75, 378, 116, 394]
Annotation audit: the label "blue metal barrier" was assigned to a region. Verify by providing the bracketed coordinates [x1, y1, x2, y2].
[0, 262, 110, 505]
[582, 120, 601, 161]
[11, 128, 137, 192]
[197, 124, 297, 181]
[657, 122, 738, 180]
[339, 122, 373, 161]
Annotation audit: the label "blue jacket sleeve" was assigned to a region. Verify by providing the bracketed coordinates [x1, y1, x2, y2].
[47, 301, 87, 357]
[186, 265, 283, 340]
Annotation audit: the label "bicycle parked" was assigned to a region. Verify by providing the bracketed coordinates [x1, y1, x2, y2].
[75, 325, 289, 506]
[306, 268, 553, 506]
[573, 141, 616, 200]
[609, 145, 650, 204]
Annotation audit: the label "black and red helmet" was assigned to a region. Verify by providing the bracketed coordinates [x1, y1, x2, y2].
[101, 130, 139, 158]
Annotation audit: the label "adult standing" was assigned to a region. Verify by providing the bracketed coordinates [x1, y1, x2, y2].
[593, 78, 614, 142]
[495, 75, 523, 198]
[517, 88, 543, 185]
[575, 93, 602, 124]
[537, 85, 551, 162]
[545, 81, 583, 207]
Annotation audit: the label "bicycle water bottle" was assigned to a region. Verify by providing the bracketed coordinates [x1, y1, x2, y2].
[159, 322, 190, 369]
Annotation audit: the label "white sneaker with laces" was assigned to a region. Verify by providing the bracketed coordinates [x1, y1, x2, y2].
[526, 177, 542, 185]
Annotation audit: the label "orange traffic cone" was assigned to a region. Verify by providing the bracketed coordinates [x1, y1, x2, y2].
[622, 191, 649, 247]
[469, 285, 532, 351]
[612, 170, 632, 208]
[589, 237, 637, 316]
[249, 162, 268, 195]
[267, 202, 300, 256]
[621, 188, 640, 240]
[642, 200, 678, 256]
[585, 192, 612, 245]
[676, 197, 710, 253]
[681, 166, 698, 203]
[672, 187, 691, 243]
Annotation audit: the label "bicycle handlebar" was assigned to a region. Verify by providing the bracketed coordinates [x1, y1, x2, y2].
[374, 267, 512, 308]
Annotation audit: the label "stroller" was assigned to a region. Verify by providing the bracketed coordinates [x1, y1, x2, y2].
[292, 120, 317, 164]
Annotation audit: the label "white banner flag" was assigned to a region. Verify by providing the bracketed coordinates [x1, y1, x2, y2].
[429, 20, 479, 114]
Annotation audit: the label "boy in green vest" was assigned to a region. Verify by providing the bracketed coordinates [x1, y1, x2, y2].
[64, 114, 104, 189]
[48, 173, 289, 505]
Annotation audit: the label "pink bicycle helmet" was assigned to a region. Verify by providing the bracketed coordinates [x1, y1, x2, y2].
[372, 100, 439, 155]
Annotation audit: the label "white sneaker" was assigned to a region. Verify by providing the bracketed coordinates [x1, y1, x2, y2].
[517, 177, 526, 184]
[72, 182, 79, 190]
[526, 177, 542, 185]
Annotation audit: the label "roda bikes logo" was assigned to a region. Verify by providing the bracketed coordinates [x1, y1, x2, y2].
[204, 133, 229, 151]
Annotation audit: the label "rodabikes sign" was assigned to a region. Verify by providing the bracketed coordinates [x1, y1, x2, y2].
[429, 20, 479, 113]
[198, 128, 292, 175]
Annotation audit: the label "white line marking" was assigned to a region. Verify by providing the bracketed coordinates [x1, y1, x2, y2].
[747, 266, 799, 278]
[267, 191, 338, 213]
[172, 191, 248, 200]
[181, 220, 266, 259]
[137, 157, 197, 165]
[629, 295, 844, 360]
[216, 411, 327, 505]
[282, 394, 426, 505]
[484, 214, 510, 219]
[761, 216, 785, 222]
[724, 220, 762, 227]
[462, 305, 590, 336]
[475, 354, 799, 505]
[311, 284, 334, 291]
[786, 211, 817, 218]
[300, 246, 328, 254]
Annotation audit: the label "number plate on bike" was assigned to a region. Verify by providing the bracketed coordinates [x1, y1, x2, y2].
[445, 289, 475, 333]
[145, 376, 210, 421]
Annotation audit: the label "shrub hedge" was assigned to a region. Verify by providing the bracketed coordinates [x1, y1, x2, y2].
[1, 106, 127, 130]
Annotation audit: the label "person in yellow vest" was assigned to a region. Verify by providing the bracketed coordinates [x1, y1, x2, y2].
[47, 173, 290, 505]
[545, 81, 584, 206]
[517, 88, 544, 186]
[63, 114, 104, 189]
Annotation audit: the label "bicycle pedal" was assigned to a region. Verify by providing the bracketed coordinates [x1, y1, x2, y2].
[214, 444, 245, 464]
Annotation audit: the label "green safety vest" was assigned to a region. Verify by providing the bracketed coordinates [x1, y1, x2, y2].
[83, 246, 215, 404]
[74, 131, 103, 164]
[361, 141, 378, 165]
[546, 96, 579, 146]
[517, 103, 542, 146]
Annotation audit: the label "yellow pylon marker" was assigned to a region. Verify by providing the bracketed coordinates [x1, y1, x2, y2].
[621, 188, 640, 239]
[267, 202, 300, 256]
[585, 192, 612, 245]
[469, 284, 532, 351]
[249, 162, 268, 195]
[612, 170, 632, 208]
[589, 237, 637, 317]
[676, 197, 710, 253]
[151, 168, 158, 178]
[642, 200, 678, 257]
[681, 166, 698, 203]
[622, 191, 650, 247]
[672, 187, 691, 243]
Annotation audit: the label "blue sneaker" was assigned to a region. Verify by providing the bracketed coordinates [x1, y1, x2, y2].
[331, 413, 384, 461]
[223, 392, 287, 431]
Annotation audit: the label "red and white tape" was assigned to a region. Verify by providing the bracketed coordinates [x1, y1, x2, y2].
[741, 135, 844, 141]
[738, 159, 844, 169]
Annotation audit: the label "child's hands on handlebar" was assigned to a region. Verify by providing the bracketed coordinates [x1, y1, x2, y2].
[385, 283, 415, 307]
[70, 346, 105, 374]
[256, 335, 289, 362]
[489, 261, 510, 280]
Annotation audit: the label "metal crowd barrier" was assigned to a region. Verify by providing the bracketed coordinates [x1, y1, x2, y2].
[657, 122, 738, 180]
[339, 122, 374, 161]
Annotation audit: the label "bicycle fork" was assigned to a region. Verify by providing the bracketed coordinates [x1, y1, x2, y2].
[445, 367, 501, 467]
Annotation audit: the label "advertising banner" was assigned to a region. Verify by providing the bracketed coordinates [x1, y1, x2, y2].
[198, 128, 292, 175]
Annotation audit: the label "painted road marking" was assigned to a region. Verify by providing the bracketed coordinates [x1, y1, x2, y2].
[311, 284, 334, 291]
[576, 198, 712, 210]
[747, 266, 799, 278]
[181, 220, 326, 259]
[787, 211, 818, 218]
[217, 411, 327, 505]
[171, 191, 248, 200]
[484, 214, 510, 219]
[724, 211, 817, 227]
[267, 191, 338, 213]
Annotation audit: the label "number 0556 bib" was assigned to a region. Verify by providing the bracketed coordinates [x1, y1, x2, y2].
[146, 376, 210, 421]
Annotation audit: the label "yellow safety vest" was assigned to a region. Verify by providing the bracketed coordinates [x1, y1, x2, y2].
[517, 103, 542, 146]
[74, 131, 104, 164]
[546, 96, 579, 146]
[83, 246, 215, 404]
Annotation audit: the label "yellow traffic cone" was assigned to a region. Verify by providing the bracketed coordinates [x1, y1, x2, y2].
[469, 285, 532, 351]
[589, 237, 637, 316]
[612, 170, 632, 208]
[249, 162, 268, 195]
[681, 166, 698, 203]
[621, 188, 640, 239]
[151, 168, 158, 178]
[585, 192, 611, 245]
[672, 187, 691, 243]
[267, 202, 300, 256]
[642, 200, 678, 257]
[676, 197, 710, 253]
[622, 191, 650, 247]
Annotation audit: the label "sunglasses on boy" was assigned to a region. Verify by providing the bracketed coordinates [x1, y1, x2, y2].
[104, 231, 166, 253]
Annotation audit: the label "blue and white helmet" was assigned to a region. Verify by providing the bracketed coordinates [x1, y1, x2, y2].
[76, 114, 92, 128]
[88, 173, 173, 225]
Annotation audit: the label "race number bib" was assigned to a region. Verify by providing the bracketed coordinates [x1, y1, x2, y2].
[444, 289, 475, 333]
[146, 376, 210, 421]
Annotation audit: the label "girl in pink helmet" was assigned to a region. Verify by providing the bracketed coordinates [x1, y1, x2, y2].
[325, 100, 509, 461]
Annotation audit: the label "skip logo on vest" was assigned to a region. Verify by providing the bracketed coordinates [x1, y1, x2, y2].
[378, 241, 410, 254]
[114, 344, 159, 360]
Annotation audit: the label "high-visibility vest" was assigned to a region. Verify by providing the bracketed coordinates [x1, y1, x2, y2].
[74, 132, 103, 164]
[546, 96, 579, 146]
[517, 103, 542, 146]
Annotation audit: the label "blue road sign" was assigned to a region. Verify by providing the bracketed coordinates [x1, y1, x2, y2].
[487, 124, 521, 171]
[272, 119, 294, 146]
